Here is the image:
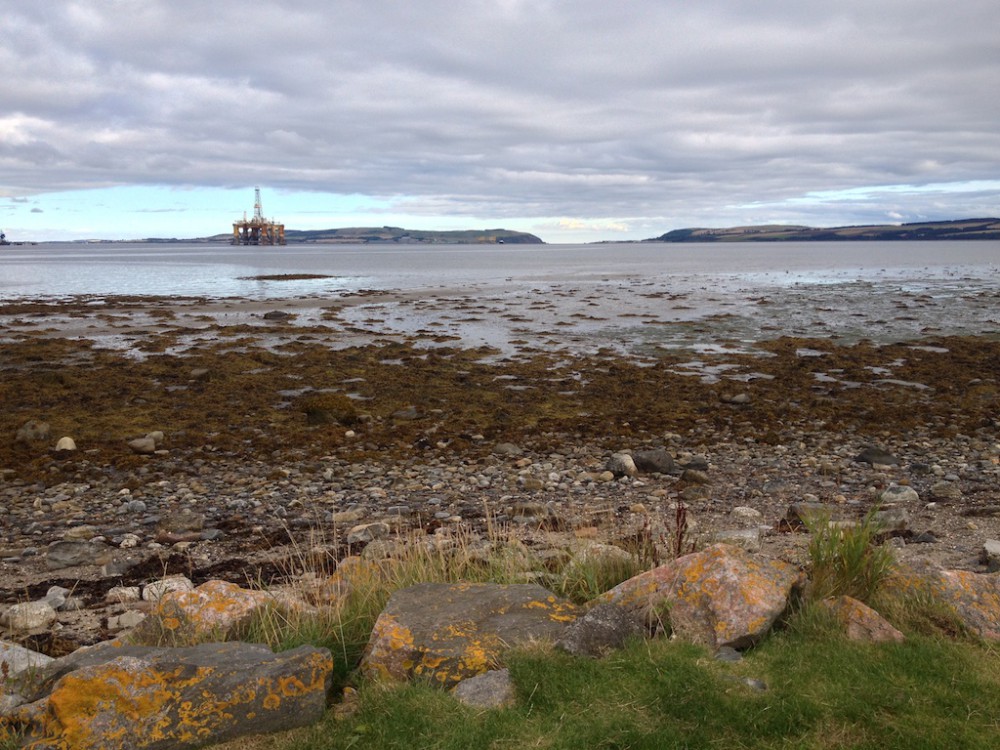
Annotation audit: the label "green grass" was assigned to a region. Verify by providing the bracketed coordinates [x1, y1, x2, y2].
[186, 520, 998, 749]
[239, 624, 1000, 750]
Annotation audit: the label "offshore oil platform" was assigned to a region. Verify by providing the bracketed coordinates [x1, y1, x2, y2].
[232, 187, 285, 245]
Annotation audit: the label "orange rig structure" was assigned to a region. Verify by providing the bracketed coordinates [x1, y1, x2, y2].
[232, 187, 286, 245]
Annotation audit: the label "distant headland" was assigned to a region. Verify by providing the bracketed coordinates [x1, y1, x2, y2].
[94, 227, 543, 245]
[646, 217, 1000, 242]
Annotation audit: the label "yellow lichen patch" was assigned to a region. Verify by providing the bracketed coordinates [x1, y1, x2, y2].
[27, 646, 333, 750]
[44, 658, 183, 748]
[262, 693, 281, 710]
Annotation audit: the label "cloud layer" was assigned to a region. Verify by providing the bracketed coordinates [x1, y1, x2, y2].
[2, 1, 998, 239]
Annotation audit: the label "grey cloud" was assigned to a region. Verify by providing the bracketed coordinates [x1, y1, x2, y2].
[1, 0, 998, 230]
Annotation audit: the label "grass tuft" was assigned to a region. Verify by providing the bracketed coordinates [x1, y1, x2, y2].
[805, 507, 895, 604]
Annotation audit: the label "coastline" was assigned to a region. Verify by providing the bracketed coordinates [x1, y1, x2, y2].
[1, 292, 998, 652]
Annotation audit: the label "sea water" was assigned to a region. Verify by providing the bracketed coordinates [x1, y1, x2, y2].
[1, 241, 998, 354]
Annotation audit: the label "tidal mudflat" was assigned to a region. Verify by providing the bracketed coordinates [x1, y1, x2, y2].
[1, 278, 998, 651]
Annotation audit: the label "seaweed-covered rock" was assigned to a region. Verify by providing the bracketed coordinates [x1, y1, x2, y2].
[598, 544, 805, 649]
[361, 582, 579, 686]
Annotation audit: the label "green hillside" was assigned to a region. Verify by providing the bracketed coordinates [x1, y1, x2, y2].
[283, 227, 543, 244]
[650, 217, 1000, 242]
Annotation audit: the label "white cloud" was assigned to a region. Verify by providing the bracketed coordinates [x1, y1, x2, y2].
[1, 0, 998, 241]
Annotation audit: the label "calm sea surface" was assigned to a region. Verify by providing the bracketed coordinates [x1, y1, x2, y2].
[2, 240, 999, 300]
[2, 241, 999, 354]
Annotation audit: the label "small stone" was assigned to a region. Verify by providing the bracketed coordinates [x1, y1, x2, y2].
[854, 446, 900, 466]
[493, 442, 523, 456]
[106, 586, 142, 604]
[331, 508, 366, 524]
[63, 524, 99, 541]
[785, 502, 837, 528]
[107, 610, 148, 631]
[45, 586, 71, 610]
[0, 640, 54, 678]
[606, 453, 638, 478]
[721, 392, 751, 405]
[450, 668, 517, 709]
[981, 540, 1000, 573]
[874, 507, 911, 532]
[15, 420, 50, 442]
[819, 596, 905, 643]
[714, 646, 743, 662]
[1, 601, 57, 631]
[119, 533, 142, 549]
[632, 448, 676, 475]
[929, 481, 962, 501]
[879, 485, 919, 505]
[54, 436, 77, 452]
[680, 468, 710, 485]
[556, 603, 643, 658]
[128, 437, 157, 455]
[45, 540, 107, 570]
[731, 506, 763, 524]
[143, 575, 195, 602]
[347, 521, 390, 544]
[710, 527, 761, 550]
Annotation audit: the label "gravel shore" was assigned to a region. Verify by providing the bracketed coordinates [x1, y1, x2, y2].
[1, 295, 998, 652]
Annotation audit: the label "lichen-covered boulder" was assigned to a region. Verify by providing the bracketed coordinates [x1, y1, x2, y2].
[361, 582, 579, 686]
[884, 561, 1000, 640]
[818, 596, 905, 643]
[4, 641, 332, 750]
[599, 544, 805, 649]
[129, 580, 309, 646]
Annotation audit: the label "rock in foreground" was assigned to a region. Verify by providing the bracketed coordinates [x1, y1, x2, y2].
[361, 582, 579, 686]
[2, 641, 332, 750]
[599, 544, 805, 649]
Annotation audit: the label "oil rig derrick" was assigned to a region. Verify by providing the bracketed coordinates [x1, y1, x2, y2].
[232, 187, 286, 245]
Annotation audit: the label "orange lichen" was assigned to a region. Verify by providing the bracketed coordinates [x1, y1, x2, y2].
[19, 647, 333, 749]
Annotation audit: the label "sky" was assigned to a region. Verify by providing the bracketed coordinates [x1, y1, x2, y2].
[2, 1, 999, 244]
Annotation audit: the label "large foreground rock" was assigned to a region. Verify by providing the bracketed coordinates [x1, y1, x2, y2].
[884, 561, 1000, 640]
[598, 544, 805, 649]
[361, 582, 579, 686]
[2, 641, 333, 750]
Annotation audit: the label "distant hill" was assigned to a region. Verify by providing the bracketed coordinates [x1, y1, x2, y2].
[648, 218, 1000, 243]
[200, 227, 543, 244]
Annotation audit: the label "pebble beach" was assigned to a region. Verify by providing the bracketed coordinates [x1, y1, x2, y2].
[1, 268, 999, 652]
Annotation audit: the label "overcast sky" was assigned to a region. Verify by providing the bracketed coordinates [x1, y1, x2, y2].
[2, 1, 999, 243]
